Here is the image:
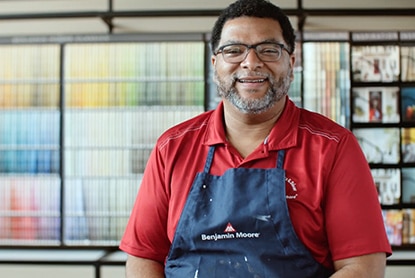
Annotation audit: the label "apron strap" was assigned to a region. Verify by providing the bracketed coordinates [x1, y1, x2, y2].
[205, 147, 285, 172]
[203, 146, 216, 173]
[276, 149, 285, 169]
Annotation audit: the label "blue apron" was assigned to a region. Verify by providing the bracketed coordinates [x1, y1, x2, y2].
[165, 146, 333, 277]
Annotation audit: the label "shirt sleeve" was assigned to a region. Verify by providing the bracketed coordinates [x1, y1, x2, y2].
[324, 132, 392, 261]
[119, 146, 171, 264]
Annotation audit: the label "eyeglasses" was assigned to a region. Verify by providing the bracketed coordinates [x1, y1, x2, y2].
[214, 42, 290, 64]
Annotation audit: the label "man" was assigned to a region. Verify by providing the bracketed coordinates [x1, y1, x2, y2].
[120, 0, 392, 277]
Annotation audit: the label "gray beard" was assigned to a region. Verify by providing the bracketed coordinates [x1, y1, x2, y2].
[214, 70, 292, 114]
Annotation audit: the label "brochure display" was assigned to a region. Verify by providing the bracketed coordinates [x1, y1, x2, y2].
[350, 32, 415, 247]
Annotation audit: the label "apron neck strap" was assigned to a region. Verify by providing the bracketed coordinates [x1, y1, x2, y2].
[204, 146, 286, 173]
[203, 146, 216, 173]
[276, 150, 286, 169]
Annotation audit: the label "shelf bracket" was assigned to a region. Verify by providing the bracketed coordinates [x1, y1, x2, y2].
[101, 16, 114, 34]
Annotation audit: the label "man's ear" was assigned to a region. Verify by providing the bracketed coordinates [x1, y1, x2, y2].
[289, 54, 295, 81]
[211, 55, 216, 66]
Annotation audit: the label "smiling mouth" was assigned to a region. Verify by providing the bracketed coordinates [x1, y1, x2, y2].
[237, 78, 267, 83]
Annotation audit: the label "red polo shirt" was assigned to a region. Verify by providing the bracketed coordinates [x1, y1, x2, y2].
[120, 97, 391, 269]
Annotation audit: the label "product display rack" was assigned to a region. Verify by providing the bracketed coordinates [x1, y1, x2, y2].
[0, 30, 415, 271]
[0, 33, 206, 248]
[348, 31, 415, 248]
[302, 31, 351, 128]
[0, 43, 62, 246]
[289, 30, 415, 250]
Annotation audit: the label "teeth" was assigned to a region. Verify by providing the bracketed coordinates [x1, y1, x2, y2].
[239, 79, 265, 83]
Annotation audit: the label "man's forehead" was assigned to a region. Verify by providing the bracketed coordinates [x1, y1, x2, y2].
[219, 18, 284, 45]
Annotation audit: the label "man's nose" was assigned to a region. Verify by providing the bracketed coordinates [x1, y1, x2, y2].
[240, 48, 264, 69]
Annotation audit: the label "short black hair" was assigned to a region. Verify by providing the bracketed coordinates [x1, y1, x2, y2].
[210, 0, 296, 54]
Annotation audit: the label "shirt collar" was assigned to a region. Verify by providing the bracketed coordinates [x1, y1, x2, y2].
[204, 96, 300, 150]
[204, 101, 227, 146]
[267, 97, 299, 150]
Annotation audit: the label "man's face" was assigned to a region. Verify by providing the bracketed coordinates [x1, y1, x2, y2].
[211, 17, 295, 114]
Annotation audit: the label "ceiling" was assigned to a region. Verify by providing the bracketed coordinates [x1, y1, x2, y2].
[0, 0, 413, 37]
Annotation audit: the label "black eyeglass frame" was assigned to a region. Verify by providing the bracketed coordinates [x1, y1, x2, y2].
[214, 42, 292, 63]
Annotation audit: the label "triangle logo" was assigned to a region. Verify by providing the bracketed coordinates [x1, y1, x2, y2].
[224, 222, 237, 233]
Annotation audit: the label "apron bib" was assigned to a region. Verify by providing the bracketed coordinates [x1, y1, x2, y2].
[165, 146, 332, 278]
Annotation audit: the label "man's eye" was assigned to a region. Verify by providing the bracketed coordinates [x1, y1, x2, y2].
[224, 47, 244, 55]
[261, 48, 279, 54]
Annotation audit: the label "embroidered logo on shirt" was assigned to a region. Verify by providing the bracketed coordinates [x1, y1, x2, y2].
[285, 176, 298, 199]
[200, 222, 260, 241]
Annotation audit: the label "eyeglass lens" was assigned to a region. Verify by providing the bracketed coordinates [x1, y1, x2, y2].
[220, 43, 283, 63]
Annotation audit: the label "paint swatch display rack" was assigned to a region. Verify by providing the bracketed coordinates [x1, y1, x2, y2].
[0, 36, 205, 246]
